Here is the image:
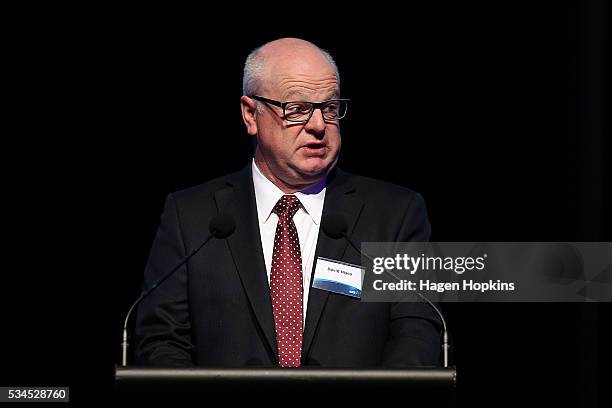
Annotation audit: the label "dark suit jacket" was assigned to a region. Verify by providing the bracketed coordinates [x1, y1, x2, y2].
[134, 165, 441, 367]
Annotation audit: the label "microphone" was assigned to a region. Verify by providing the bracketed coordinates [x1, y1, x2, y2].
[321, 212, 451, 368]
[121, 213, 236, 366]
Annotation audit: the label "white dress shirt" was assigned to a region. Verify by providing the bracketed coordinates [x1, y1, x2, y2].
[251, 159, 326, 325]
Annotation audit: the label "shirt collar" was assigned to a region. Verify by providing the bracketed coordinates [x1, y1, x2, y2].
[252, 159, 326, 225]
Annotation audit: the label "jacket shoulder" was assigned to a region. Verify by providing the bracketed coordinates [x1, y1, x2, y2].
[338, 169, 424, 203]
[169, 169, 243, 204]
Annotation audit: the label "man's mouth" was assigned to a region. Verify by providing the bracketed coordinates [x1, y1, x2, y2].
[301, 142, 327, 156]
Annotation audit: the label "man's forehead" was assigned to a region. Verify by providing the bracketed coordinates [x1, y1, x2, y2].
[283, 87, 340, 100]
[271, 71, 340, 98]
[267, 59, 336, 80]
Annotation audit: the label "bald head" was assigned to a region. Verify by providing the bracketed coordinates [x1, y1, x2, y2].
[242, 38, 339, 96]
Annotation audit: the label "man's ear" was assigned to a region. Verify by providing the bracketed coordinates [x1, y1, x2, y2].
[240, 96, 258, 136]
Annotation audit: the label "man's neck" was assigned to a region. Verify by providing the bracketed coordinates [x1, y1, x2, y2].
[253, 157, 325, 194]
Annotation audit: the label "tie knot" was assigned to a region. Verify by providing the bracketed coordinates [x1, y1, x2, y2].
[273, 195, 301, 219]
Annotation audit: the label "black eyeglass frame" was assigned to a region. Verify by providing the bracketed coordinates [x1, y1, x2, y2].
[249, 95, 350, 123]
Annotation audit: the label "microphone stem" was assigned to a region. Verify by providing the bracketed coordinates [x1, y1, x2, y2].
[122, 328, 128, 367]
[443, 332, 449, 368]
[121, 233, 214, 366]
[343, 232, 450, 368]
[342, 233, 374, 262]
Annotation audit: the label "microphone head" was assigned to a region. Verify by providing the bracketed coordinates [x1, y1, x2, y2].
[321, 212, 348, 239]
[209, 214, 236, 239]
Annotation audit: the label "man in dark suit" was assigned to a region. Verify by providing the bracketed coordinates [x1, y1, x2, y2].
[134, 38, 441, 367]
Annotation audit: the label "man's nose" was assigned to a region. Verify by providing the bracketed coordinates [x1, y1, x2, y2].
[304, 108, 326, 135]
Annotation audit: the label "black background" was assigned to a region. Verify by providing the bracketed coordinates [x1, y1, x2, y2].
[1, 1, 609, 406]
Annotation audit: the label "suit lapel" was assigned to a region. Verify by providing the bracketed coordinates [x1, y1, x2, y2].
[214, 166, 279, 363]
[214, 166, 364, 365]
[302, 169, 364, 360]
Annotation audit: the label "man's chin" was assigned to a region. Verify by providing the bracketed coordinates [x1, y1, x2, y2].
[294, 159, 335, 180]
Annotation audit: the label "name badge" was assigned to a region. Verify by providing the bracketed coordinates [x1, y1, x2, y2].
[312, 257, 363, 298]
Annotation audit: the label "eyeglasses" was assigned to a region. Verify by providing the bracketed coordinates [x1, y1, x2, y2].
[250, 95, 349, 123]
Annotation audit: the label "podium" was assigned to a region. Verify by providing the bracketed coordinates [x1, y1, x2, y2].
[115, 366, 457, 404]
